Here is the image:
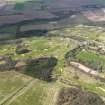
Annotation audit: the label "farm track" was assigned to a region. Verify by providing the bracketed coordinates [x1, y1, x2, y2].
[0, 78, 35, 105]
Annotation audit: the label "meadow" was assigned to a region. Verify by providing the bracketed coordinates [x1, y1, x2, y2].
[0, 26, 105, 105]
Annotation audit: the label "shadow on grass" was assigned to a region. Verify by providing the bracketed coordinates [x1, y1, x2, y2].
[17, 57, 58, 82]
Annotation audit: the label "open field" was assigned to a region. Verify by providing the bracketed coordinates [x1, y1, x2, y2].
[5, 81, 58, 105]
[61, 66, 105, 97]
[0, 36, 77, 76]
[0, 27, 105, 104]
[1, 1, 105, 103]
[1, 0, 105, 105]
[0, 70, 61, 105]
[0, 25, 105, 105]
[65, 45, 105, 72]
[0, 34, 77, 105]
[0, 71, 33, 103]
[1, 0, 105, 38]
[49, 25, 105, 42]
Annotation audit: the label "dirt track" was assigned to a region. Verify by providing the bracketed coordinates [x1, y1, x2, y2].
[0, 79, 35, 105]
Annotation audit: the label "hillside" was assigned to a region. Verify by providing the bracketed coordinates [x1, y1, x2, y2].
[0, 0, 105, 105]
[1, 0, 105, 40]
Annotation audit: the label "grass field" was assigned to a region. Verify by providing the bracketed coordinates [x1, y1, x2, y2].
[0, 35, 77, 105]
[0, 71, 32, 103]
[62, 66, 105, 98]
[6, 81, 59, 105]
[0, 26, 105, 104]
[0, 71, 60, 105]
[0, 36, 77, 75]
[65, 45, 105, 72]
[1, 0, 105, 104]
[75, 50, 105, 71]
[49, 26, 105, 42]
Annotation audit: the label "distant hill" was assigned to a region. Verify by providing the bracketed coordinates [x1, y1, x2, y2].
[0, 0, 105, 40]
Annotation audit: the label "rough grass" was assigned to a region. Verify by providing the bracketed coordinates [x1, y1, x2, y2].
[61, 66, 105, 97]
[50, 26, 105, 42]
[0, 70, 61, 105]
[56, 87, 105, 105]
[0, 36, 77, 76]
[7, 81, 59, 105]
[0, 26, 105, 104]
[0, 71, 32, 102]
[0, 35, 77, 104]
[75, 50, 105, 70]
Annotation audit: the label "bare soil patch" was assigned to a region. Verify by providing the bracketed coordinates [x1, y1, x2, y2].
[56, 87, 105, 105]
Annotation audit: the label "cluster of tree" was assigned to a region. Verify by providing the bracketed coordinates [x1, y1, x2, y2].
[65, 47, 103, 72]
[16, 43, 31, 54]
[25, 57, 57, 82]
[65, 47, 81, 63]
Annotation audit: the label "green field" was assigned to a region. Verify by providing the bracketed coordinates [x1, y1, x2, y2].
[65, 46, 105, 72]
[0, 36, 77, 76]
[0, 26, 105, 104]
[0, 71, 32, 103]
[0, 35, 77, 105]
[75, 50, 105, 71]
[1, 0, 105, 104]
[0, 71, 61, 105]
[49, 26, 105, 42]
